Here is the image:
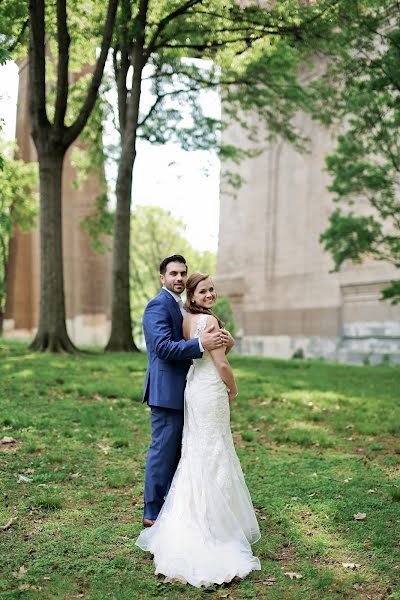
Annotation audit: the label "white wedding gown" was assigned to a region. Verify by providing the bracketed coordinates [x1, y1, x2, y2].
[136, 314, 261, 587]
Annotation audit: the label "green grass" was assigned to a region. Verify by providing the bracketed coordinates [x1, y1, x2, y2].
[0, 340, 399, 599]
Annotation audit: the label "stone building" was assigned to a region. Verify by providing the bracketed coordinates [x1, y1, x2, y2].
[4, 60, 112, 346]
[216, 111, 400, 365]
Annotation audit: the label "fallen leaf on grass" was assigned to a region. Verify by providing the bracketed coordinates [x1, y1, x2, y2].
[17, 474, 32, 484]
[12, 565, 27, 579]
[284, 572, 303, 580]
[254, 576, 276, 586]
[0, 436, 17, 444]
[342, 562, 360, 569]
[0, 517, 17, 530]
[17, 475, 33, 483]
[96, 443, 110, 454]
[353, 513, 366, 520]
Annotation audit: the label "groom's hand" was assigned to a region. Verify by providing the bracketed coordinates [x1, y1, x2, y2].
[221, 328, 235, 353]
[200, 325, 229, 351]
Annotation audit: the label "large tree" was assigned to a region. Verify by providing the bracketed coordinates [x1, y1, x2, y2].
[26, 0, 119, 351]
[311, 0, 400, 302]
[104, 0, 338, 351]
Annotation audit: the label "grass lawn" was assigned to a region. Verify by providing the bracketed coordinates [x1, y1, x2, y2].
[0, 340, 399, 600]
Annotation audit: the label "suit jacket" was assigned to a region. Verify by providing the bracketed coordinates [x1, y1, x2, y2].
[142, 288, 202, 410]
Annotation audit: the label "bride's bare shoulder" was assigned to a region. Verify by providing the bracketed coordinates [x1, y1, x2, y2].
[183, 313, 195, 340]
[205, 314, 219, 330]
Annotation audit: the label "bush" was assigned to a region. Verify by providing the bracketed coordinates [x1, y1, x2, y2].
[214, 295, 236, 337]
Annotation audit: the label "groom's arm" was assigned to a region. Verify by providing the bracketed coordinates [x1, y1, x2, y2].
[143, 302, 202, 361]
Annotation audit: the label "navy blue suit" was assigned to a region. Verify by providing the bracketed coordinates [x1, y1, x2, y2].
[142, 288, 202, 519]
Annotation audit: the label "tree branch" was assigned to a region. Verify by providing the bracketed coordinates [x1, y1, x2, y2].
[120, 0, 149, 163]
[28, 0, 49, 137]
[7, 18, 29, 53]
[145, 0, 203, 58]
[137, 87, 200, 128]
[64, 0, 119, 147]
[53, 0, 70, 131]
[113, 0, 131, 137]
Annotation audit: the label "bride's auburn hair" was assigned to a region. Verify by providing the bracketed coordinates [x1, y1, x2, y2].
[184, 272, 224, 329]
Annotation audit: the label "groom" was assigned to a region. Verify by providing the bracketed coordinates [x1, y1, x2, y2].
[142, 254, 233, 527]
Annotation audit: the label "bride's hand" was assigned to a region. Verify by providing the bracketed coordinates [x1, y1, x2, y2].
[228, 389, 238, 403]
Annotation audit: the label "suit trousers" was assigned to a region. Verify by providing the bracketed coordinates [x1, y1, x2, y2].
[143, 405, 184, 520]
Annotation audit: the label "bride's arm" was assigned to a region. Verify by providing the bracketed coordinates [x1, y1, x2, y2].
[207, 316, 238, 401]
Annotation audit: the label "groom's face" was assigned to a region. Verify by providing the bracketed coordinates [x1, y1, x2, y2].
[160, 261, 188, 295]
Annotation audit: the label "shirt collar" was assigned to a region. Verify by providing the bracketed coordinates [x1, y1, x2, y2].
[162, 286, 183, 303]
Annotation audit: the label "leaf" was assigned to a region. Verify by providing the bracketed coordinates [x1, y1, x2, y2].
[12, 565, 27, 579]
[284, 572, 303, 580]
[353, 513, 366, 520]
[254, 576, 277, 586]
[17, 474, 33, 483]
[96, 443, 110, 454]
[342, 562, 360, 569]
[0, 436, 17, 444]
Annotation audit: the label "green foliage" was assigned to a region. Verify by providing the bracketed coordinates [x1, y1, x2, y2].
[130, 205, 216, 341]
[214, 295, 236, 336]
[80, 193, 114, 254]
[310, 0, 400, 302]
[320, 210, 384, 270]
[0, 0, 28, 61]
[0, 342, 399, 598]
[0, 143, 38, 324]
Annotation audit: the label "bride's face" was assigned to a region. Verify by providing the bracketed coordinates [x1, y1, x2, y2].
[193, 277, 217, 309]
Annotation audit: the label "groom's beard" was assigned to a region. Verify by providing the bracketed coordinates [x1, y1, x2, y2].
[166, 283, 185, 294]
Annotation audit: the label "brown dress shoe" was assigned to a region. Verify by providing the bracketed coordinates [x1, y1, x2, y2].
[143, 518, 155, 528]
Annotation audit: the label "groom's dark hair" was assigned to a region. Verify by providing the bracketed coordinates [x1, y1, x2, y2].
[160, 254, 187, 275]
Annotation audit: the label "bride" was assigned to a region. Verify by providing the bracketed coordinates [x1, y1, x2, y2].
[136, 272, 261, 587]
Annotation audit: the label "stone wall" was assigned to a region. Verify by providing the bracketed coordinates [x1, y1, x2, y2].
[216, 110, 400, 365]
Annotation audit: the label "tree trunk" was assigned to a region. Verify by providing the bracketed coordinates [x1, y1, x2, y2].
[105, 0, 149, 353]
[30, 152, 77, 352]
[105, 151, 139, 352]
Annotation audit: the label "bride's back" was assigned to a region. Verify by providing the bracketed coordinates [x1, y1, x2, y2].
[183, 313, 208, 341]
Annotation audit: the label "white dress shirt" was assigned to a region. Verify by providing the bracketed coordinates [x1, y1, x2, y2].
[163, 286, 204, 352]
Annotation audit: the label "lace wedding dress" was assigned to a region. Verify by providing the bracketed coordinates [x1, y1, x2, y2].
[136, 314, 261, 587]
